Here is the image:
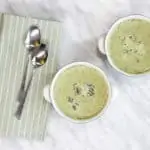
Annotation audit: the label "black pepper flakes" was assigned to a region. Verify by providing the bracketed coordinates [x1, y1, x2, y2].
[86, 84, 95, 96]
[72, 105, 77, 111]
[67, 96, 74, 103]
[129, 35, 132, 39]
[73, 83, 82, 95]
[134, 50, 138, 53]
[75, 102, 79, 106]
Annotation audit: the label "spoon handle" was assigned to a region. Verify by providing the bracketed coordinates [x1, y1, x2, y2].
[15, 69, 34, 119]
[17, 55, 29, 103]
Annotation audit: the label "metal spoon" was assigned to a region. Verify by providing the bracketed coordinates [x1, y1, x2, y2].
[24, 25, 41, 50]
[15, 44, 48, 119]
[17, 25, 41, 103]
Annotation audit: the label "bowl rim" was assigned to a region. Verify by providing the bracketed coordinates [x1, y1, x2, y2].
[105, 14, 150, 76]
[50, 62, 112, 123]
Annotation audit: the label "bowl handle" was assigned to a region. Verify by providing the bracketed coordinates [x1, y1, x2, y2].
[98, 33, 106, 55]
[43, 85, 52, 103]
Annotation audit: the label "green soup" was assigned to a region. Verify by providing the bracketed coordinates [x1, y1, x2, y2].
[53, 65, 109, 120]
[108, 18, 150, 74]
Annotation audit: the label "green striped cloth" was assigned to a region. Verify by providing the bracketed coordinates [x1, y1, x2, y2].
[0, 13, 62, 140]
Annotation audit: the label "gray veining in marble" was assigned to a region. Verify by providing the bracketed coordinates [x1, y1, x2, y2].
[0, 0, 150, 150]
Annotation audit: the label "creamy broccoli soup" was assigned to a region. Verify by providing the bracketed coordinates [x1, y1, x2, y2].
[108, 18, 150, 74]
[53, 65, 109, 120]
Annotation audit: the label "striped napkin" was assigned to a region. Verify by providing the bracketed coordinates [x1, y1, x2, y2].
[0, 13, 62, 140]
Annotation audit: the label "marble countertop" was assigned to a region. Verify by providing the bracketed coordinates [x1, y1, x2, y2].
[0, 0, 150, 150]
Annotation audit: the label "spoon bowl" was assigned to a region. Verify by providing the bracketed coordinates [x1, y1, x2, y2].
[31, 44, 48, 68]
[24, 25, 41, 50]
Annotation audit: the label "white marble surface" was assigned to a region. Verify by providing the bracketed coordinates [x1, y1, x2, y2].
[0, 0, 150, 149]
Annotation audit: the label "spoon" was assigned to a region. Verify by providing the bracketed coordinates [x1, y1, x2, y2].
[15, 44, 48, 119]
[17, 25, 41, 103]
[24, 25, 41, 50]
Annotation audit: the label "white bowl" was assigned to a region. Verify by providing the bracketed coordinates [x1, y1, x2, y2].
[44, 62, 112, 123]
[98, 15, 150, 76]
